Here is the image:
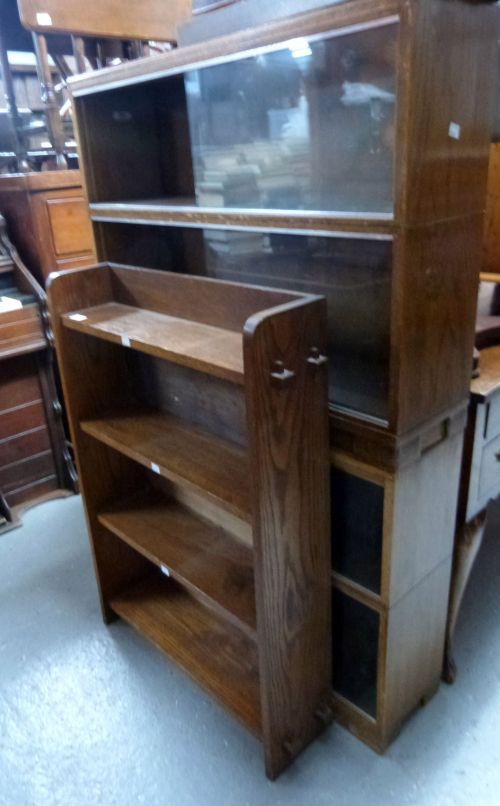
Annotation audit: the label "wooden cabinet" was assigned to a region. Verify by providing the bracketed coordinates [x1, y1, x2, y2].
[67, 0, 497, 752]
[48, 263, 331, 779]
[0, 170, 96, 284]
[0, 217, 74, 528]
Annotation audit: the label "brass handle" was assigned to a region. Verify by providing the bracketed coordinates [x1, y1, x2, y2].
[271, 360, 295, 385]
[307, 347, 328, 367]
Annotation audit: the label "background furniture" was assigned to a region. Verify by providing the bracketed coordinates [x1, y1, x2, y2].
[0, 214, 74, 531]
[16, 0, 192, 42]
[0, 170, 96, 284]
[67, 0, 497, 751]
[48, 262, 331, 779]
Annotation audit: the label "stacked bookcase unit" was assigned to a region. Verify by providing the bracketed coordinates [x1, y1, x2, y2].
[67, 0, 498, 751]
[47, 263, 331, 779]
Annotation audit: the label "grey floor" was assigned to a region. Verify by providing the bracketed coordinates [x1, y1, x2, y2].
[1, 496, 500, 806]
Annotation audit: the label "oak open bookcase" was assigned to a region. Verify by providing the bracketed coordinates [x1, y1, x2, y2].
[47, 262, 331, 779]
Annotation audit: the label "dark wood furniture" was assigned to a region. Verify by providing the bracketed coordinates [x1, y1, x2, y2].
[0, 215, 74, 530]
[66, 0, 497, 751]
[47, 262, 331, 779]
[0, 170, 96, 285]
[17, 0, 192, 42]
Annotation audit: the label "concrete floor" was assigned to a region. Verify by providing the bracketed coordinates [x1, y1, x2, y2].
[1, 495, 500, 806]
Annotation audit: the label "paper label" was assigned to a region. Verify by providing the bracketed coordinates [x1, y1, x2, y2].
[160, 565, 170, 577]
[36, 12, 53, 26]
[448, 122, 461, 140]
[151, 463, 160, 475]
[69, 313, 87, 322]
[121, 334, 131, 347]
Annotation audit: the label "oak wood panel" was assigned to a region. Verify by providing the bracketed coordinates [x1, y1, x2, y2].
[110, 573, 262, 735]
[63, 302, 245, 384]
[89, 200, 394, 236]
[245, 296, 331, 778]
[0, 171, 96, 284]
[18, 0, 192, 41]
[470, 344, 500, 400]
[0, 400, 47, 440]
[483, 144, 500, 276]
[400, 0, 497, 226]
[0, 360, 40, 410]
[99, 488, 257, 637]
[108, 264, 296, 333]
[392, 217, 483, 433]
[0, 426, 51, 466]
[0, 450, 55, 492]
[81, 411, 250, 521]
[5, 474, 59, 509]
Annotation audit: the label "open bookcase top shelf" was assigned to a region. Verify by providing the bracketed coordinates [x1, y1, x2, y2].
[81, 410, 251, 522]
[48, 262, 331, 778]
[89, 200, 395, 236]
[63, 301, 245, 384]
[110, 573, 262, 736]
[99, 488, 256, 638]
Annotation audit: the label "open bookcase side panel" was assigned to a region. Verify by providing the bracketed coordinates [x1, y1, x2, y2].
[244, 295, 331, 779]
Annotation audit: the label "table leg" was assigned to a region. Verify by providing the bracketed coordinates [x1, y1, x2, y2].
[443, 510, 487, 683]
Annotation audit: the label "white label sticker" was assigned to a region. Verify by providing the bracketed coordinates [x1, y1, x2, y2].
[151, 463, 160, 475]
[36, 12, 53, 25]
[121, 334, 131, 347]
[448, 122, 461, 140]
[69, 313, 87, 322]
[160, 564, 170, 577]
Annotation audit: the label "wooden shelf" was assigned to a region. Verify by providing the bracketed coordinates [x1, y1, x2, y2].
[99, 489, 256, 638]
[89, 198, 394, 236]
[63, 302, 244, 384]
[81, 410, 251, 521]
[110, 573, 262, 736]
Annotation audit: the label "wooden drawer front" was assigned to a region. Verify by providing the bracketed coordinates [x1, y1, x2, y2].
[46, 197, 95, 257]
[0, 400, 46, 441]
[0, 357, 40, 409]
[1, 427, 51, 466]
[5, 475, 58, 509]
[0, 450, 55, 493]
[0, 311, 43, 344]
[478, 434, 500, 508]
[485, 392, 500, 441]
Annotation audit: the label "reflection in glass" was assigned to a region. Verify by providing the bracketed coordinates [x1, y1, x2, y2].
[202, 230, 392, 420]
[185, 22, 397, 213]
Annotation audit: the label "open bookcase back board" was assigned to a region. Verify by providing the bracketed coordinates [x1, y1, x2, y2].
[47, 262, 331, 779]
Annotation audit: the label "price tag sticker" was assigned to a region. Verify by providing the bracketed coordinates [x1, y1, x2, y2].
[448, 122, 461, 141]
[151, 463, 160, 475]
[160, 565, 170, 577]
[36, 12, 53, 26]
[121, 334, 131, 347]
[69, 313, 87, 322]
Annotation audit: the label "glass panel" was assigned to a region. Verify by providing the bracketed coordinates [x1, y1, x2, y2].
[331, 469, 384, 593]
[202, 229, 392, 420]
[332, 589, 379, 717]
[185, 21, 397, 213]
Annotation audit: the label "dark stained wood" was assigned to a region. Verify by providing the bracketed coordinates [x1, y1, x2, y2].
[110, 574, 262, 735]
[62, 0, 498, 758]
[81, 410, 251, 521]
[17, 0, 192, 42]
[99, 488, 256, 637]
[0, 171, 96, 284]
[244, 295, 331, 778]
[48, 263, 330, 777]
[89, 199, 394, 236]
[63, 301, 245, 384]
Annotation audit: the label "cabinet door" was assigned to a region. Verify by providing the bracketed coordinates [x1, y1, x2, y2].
[186, 19, 398, 214]
[31, 188, 96, 279]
